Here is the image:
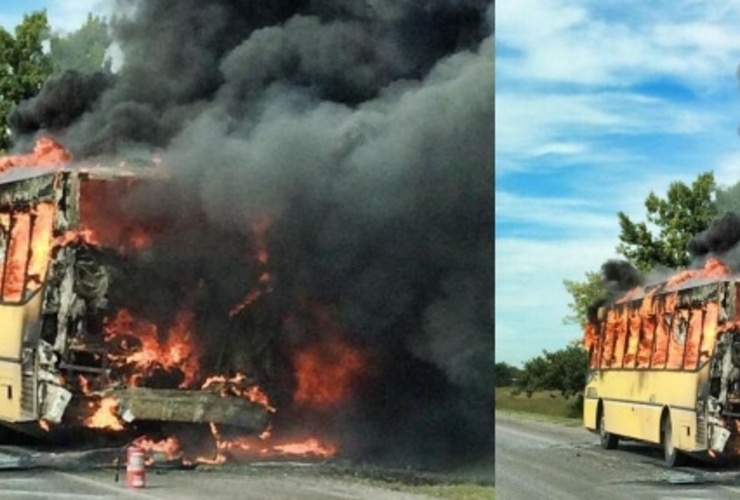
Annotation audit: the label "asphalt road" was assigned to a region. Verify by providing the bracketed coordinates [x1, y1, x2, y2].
[496, 412, 740, 499]
[0, 466, 435, 499]
[0, 459, 432, 499]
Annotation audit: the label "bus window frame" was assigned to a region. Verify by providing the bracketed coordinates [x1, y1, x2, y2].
[0, 208, 42, 305]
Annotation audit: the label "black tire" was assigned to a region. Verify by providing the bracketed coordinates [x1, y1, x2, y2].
[599, 406, 618, 450]
[662, 414, 686, 467]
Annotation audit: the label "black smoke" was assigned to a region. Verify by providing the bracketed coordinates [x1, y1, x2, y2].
[585, 260, 641, 322]
[689, 212, 740, 264]
[601, 259, 642, 294]
[13, 0, 494, 470]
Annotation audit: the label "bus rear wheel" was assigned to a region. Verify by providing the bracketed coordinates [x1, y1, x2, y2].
[599, 406, 618, 450]
[662, 414, 686, 467]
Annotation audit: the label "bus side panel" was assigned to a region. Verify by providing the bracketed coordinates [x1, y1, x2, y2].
[605, 400, 644, 439]
[638, 404, 662, 444]
[0, 361, 22, 422]
[0, 304, 24, 360]
[672, 407, 701, 451]
[583, 396, 598, 430]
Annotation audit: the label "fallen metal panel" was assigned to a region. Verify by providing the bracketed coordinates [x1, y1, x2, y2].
[0, 173, 56, 207]
[112, 388, 269, 431]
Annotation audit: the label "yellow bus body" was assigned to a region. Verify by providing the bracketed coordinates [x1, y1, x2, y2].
[584, 368, 709, 452]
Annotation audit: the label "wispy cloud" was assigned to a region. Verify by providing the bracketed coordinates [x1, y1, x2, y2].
[496, 191, 616, 235]
[497, 0, 740, 88]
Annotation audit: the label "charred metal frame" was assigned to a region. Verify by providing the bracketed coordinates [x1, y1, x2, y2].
[0, 167, 268, 432]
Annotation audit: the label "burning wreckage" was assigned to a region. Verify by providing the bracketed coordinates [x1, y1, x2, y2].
[584, 258, 740, 460]
[0, 137, 299, 459]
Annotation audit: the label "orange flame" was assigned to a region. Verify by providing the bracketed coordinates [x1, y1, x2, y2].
[201, 373, 275, 412]
[134, 435, 183, 462]
[105, 308, 200, 388]
[229, 214, 273, 317]
[197, 424, 337, 464]
[85, 397, 124, 431]
[0, 137, 71, 172]
[294, 337, 365, 409]
[588, 257, 734, 372]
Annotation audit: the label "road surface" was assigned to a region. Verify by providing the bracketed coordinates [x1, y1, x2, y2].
[496, 412, 740, 499]
[0, 450, 434, 500]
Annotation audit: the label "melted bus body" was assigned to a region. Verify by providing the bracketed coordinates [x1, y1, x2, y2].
[0, 167, 267, 436]
[583, 277, 740, 466]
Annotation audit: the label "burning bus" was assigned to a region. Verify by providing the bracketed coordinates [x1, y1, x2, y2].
[0, 137, 271, 442]
[583, 258, 740, 467]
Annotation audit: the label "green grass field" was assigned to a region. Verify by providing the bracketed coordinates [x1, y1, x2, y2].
[495, 387, 581, 424]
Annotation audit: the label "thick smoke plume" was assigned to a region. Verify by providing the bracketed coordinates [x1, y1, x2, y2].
[601, 259, 642, 294]
[13, 1, 494, 469]
[689, 212, 740, 270]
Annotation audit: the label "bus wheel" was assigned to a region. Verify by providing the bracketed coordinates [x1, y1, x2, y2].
[662, 414, 685, 467]
[599, 406, 618, 450]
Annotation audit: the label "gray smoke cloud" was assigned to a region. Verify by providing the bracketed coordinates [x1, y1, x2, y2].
[12, 0, 494, 469]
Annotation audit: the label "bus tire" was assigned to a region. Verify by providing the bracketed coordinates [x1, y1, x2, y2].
[598, 403, 618, 450]
[661, 412, 686, 467]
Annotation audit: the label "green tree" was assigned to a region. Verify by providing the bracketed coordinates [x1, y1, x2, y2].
[514, 341, 587, 398]
[616, 172, 717, 271]
[494, 362, 521, 387]
[562, 271, 606, 326]
[49, 13, 110, 75]
[0, 11, 52, 150]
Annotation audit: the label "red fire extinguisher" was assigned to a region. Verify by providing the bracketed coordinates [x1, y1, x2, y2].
[126, 445, 146, 488]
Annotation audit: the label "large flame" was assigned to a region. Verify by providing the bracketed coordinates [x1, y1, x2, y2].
[294, 336, 366, 409]
[587, 257, 731, 370]
[0, 137, 71, 172]
[0, 139, 363, 463]
[104, 308, 200, 388]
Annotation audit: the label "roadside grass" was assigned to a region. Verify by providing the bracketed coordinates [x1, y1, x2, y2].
[376, 482, 494, 499]
[324, 463, 494, 500]
[495, 386, 581, 426]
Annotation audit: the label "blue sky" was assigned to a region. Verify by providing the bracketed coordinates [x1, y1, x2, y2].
[0, 0, 108, 33]
[496, 1, 740, 365]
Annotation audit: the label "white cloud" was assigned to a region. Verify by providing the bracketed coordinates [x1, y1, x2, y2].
[496, 191, 616, 234]
[497, 0, 740, 87]
[495, 90, 722, 174]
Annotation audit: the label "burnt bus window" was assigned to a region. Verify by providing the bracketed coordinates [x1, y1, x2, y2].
[651, 311, 671, 369]
[612, 308, 628, 368]
[3, 212, 31, 302]
[666, 309, 688, 370]
[636, 312, 655, 368]
[623, 310, 640, 368]
[683, 308, 703, 370]
[25, 203, 54, 298]
[601, 310, 618, 369]
[0, 204, 54, 304]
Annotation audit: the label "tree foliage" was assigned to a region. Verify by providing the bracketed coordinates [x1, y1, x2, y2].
[0, 11, 52, 150]
[616, 172, 717, 271]
[49, 14, 110, 75]
[514, 341, 587, 398]
[562, 271, 605, 326]
[494, 361, 521, 387]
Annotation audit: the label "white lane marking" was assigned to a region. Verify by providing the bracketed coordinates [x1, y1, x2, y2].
[55, 472, 164, 500]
